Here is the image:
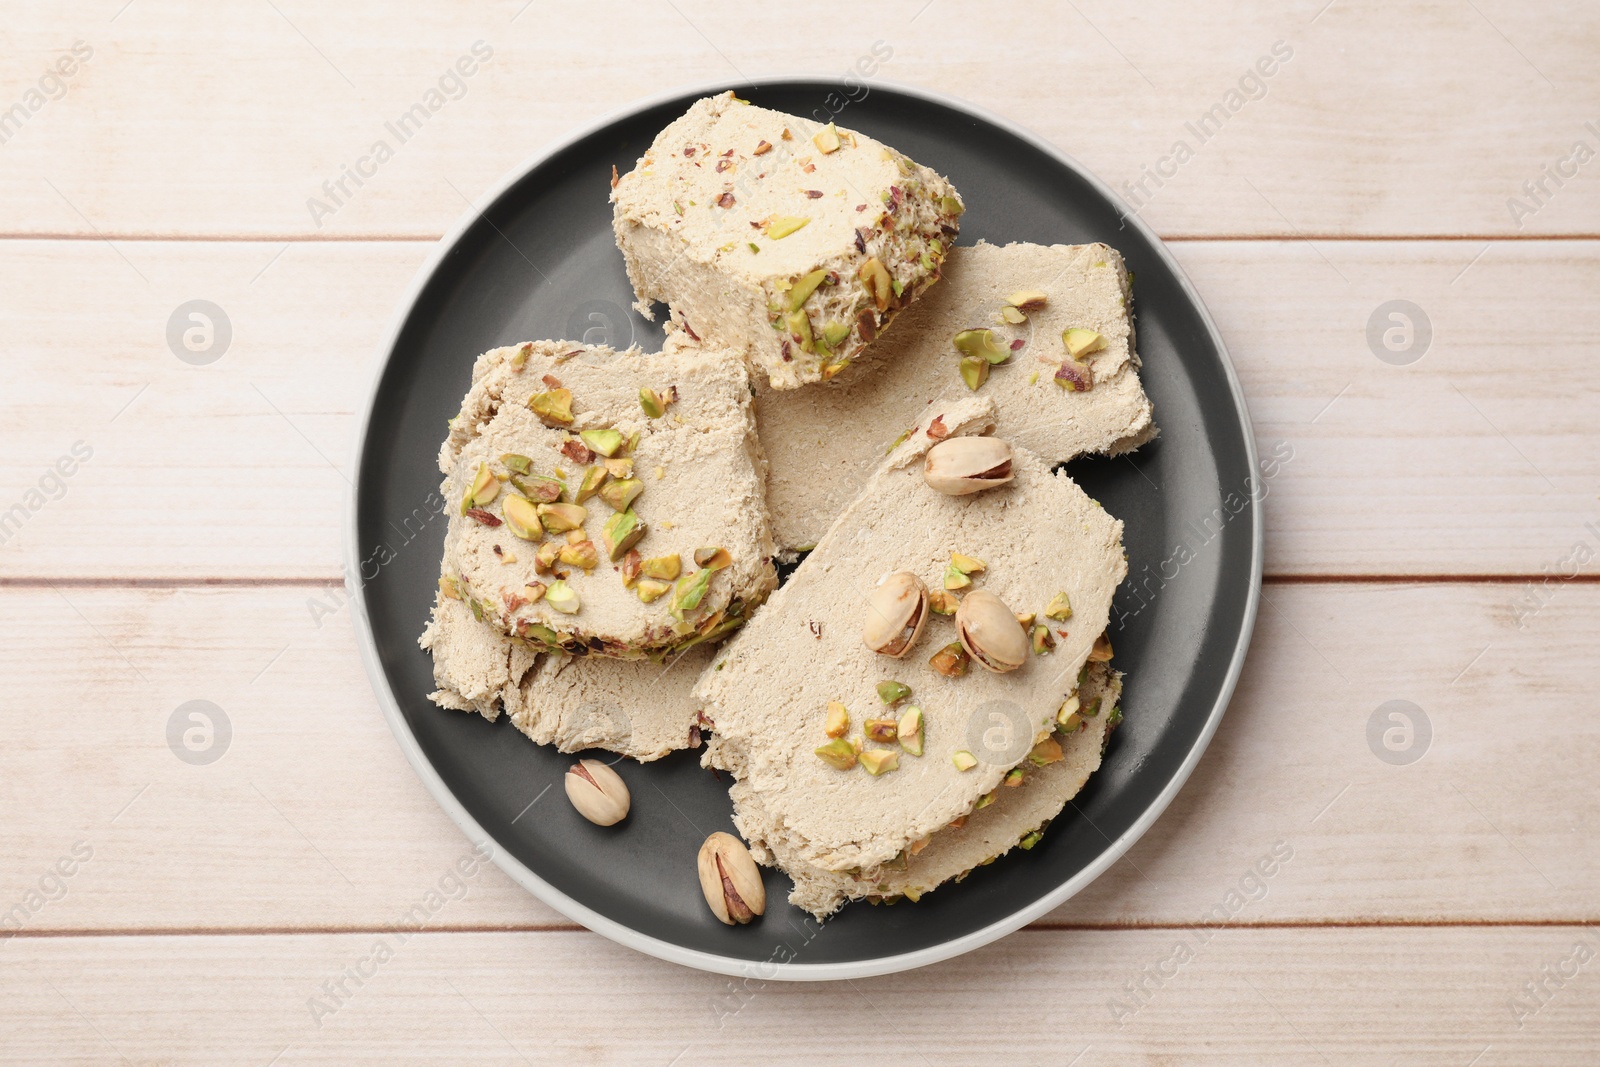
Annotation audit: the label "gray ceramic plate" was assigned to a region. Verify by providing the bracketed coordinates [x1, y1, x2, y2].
[348, 78, 1260, 980]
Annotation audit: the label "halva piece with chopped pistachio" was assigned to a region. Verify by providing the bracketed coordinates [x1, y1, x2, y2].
[611, 91, 964, 389]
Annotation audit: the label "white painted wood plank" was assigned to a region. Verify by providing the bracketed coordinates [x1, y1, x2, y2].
[3, 926, 1596, 1064]
[2, 239, 1595, 578]
[1, 2, 1597, 238]
[1, 582, 1593, 935]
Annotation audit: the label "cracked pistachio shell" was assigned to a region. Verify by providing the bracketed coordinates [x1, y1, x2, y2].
[923, 436, 1015, 496]
[862, 571, 928, 658]
[956, 589, 1029, 673]
[564, 759, 629, 826]
[697, 832, 765, 925]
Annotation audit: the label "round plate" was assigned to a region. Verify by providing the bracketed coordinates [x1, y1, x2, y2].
[348, 78, 1260, 980]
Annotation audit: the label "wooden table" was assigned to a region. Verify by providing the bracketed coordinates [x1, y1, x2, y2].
[4, 2, 1597, 1062]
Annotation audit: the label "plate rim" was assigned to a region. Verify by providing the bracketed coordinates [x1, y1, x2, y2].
[345, 74, 1262, 981]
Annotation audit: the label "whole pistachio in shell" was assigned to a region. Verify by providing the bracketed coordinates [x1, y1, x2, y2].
[923, 436, 1014, 496]
[697, 832, 765, 925]
[564, 759, 630, 826]
[862, 571, 929, 658]
[955, 588, 1029, 673]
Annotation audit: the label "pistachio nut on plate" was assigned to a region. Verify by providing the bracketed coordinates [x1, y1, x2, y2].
[923, 435, 1014, 496]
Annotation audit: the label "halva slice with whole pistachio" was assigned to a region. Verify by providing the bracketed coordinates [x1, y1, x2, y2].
[435, 337, 776, 659]
[731, 662, 1122, 919]
[754, 241, 1156, 552]
[697, 396, 1128, 875]
[610, 91, 963, 390]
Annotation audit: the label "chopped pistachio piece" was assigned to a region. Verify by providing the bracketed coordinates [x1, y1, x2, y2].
[669, 567, 714, 619]
[939, 195, 965, 216]
[766, 215, 810, 239]
[953, 329, 1009, 365]
[1057, 693, 1081, 724]
[943, 564, 972, 591]
[1062, 327, 1108, 358]
[1054, 359, 1094, 392]
[1015, 612, 1037, 628]
[822, 321, 851, 347]
[438, 576, 462, 600]
[461, 462, 499, 514]
[603, 457, 634, 479]
[864, 718, 898, 744]
[952, 750, 978, 771]
[1089, 632, 1114, 662]
[1003, 767, 1025, 787]
[510, 473, 564, 503]
[812, 123, 842, 154]
[824, 700, 849, 738]
[500, 453, 533, 476]
[558, 540, 599, 570]
[928, 590, 959, 615]
[784, 308, 815, 352]
[1019, 830, 1043, 850]
[640, 554, 682, 581]
[858, 749, 899, 776]
[635, 578, 671, 603]
[929, 641, 970, 677]
[545, 580, 580, 614]
[814, 738, 857, 770]
[1031, 624, 1055, 655]
[950, 553, 985, 574]
[876, 680, 911, 705]
[575, 465, 609, 504]
[579, 428, 625, 458]
[639, 387, 665, 418]
[1045, 592, 1073, 621]
[959, 355, 989, 391]
[974, 791, 996, 810]
[521, 581, 546, 604]
[1000, 305, 1027, 324]
[529, 388, 574, 426]
[1008, 289, 1048, 312]
[601, 509, 646, 561]
[1058, 711, 1083, 733]
[598, 477, 643, 512]
[786, 268, 828, 311]
[1028, 735, 1065, 766]
[534, 541, 562, 574]
[537, 502, 586, 533]
[897, 706, 924, 756]
[502, 495, 542, 541]
[858, 257, 892, 311]
[691, 546, 731, 571]
[1106, 705, 1124, 729]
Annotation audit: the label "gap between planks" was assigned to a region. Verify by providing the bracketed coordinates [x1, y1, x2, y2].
[2, 232, 1600, 244]
[7, 918, 1598, 941]
[3, 575, 1595, 590]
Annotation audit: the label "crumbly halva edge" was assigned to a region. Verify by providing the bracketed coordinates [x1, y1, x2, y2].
[420, 587, 712, 762]
[754, 241, 1157, 552]
[738, 663, 1122, 919]
[611, 90, 963, 390]
[697, 396, 1127, 874]
[438, 339, 776, 658]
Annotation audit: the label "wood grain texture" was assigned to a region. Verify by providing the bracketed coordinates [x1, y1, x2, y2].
[1, 2, 1597, 238]
[1, 582, 1592, 935]
[4, 926, 1598, 1065]
[1, 239, 1596, 579]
